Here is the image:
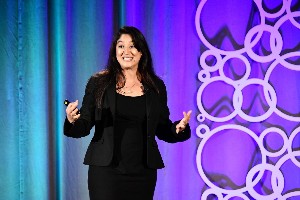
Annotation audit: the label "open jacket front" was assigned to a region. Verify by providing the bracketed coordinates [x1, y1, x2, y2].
[64, 75, 191, 169]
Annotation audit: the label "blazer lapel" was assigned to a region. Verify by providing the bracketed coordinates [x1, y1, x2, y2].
[106, 81, 116, 119]
[144, 84, 153, 118]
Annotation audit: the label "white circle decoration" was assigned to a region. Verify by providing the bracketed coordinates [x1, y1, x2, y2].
[195, 0, 300, 198]
[196, 125, 266, 195]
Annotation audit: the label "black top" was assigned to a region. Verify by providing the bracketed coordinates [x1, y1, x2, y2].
[113, 93, 147, 174]
[64, 75, 191, 169]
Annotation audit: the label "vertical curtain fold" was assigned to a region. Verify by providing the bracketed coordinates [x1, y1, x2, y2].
[0, 1, 19, 200]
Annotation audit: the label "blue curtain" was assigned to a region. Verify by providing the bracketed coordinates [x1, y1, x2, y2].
[3, 0, 300, 200]
[0, 1, 200, 199]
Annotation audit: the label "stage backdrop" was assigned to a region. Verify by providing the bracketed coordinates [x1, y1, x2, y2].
[0, 1, 200, 200]
[1, 0, 300, 200]
[195, 0, 300, 199]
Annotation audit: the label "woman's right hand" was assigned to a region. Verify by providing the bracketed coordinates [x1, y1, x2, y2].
[66, 100, 81, 123]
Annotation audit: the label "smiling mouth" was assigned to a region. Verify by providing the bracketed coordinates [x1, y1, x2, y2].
[123, 57, 133, 61]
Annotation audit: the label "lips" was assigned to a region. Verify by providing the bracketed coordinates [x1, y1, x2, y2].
[123, 57, 133, 61]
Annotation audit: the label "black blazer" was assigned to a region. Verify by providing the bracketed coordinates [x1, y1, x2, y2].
[64, 75, 191, 169]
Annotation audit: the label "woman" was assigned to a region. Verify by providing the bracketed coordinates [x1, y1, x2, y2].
[64, 26, 192, 200]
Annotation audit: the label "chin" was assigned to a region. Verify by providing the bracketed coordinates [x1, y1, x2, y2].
[121, 63, 137, 69]
[121, 66, 131, 70]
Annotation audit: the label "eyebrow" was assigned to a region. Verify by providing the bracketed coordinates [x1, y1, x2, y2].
[117, 40, 133, 43]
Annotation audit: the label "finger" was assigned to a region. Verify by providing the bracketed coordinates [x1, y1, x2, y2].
[66, 100, 79, 113]
[70, 100, 79, 109]
[183, 111, 187, 118]
[179, 112, 191, 127]
[185, 110, 192, 121]
[71, 109, 79, 117]
[182, 112, 188, 124]
[183, 110, 192, 118]
[73, 108, 79, 114]
[180, 119, 187, 127]
[185, 116, 190, 122]
[66, 104, 73, 113]
[73, 114, 81, 120]
[70, 100, 78, 108]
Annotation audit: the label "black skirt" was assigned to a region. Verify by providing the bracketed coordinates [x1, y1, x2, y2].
[88, 165, 157, 200]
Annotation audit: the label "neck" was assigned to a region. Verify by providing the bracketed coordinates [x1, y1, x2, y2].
[122, 68, 139, 82]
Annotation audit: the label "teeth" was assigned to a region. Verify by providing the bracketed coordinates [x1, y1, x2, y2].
[123, 57, 133, 61]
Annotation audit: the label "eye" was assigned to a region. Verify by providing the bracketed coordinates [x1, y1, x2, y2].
[129, 45, 135, 49]
[118, 45, 124, 48]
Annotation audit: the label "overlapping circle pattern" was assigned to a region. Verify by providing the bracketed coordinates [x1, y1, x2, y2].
[195, 0, 300, 199]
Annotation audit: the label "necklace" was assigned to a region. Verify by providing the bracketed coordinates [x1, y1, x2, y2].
[118, 82, 137, 94]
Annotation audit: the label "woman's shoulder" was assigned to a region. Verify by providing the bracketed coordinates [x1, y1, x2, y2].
[91, 70, 109, 79]
[152, 75, 166, 89]
[85, 70, 110, 92]
[87, 70, 109, 83]
[145, 75, 166, 95]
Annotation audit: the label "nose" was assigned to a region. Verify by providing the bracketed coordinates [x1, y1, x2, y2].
[123, 47, 130, 54]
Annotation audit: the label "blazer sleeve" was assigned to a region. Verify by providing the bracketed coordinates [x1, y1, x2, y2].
[155, 79, 191, 143]
[64, 76, 96, 138]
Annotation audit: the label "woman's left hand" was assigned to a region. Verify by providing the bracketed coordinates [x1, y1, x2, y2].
[176, 110, 192, 133]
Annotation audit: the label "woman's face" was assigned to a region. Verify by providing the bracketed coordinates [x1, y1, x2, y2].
[116, 34, 142, 70]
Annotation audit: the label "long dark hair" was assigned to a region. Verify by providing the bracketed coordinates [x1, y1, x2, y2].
[93, 26, 159, 107]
